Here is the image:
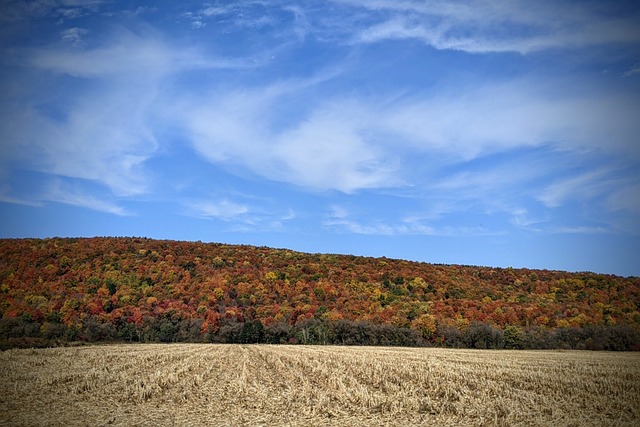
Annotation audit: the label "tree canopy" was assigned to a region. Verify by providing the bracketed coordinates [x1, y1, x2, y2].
[1, 237, 638, 349]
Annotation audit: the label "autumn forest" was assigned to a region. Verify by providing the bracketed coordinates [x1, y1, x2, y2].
[1, 237, 638, 350]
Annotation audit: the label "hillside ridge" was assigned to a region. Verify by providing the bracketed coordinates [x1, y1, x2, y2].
[1, 237, 638, 349]
[4, 235, 630, 276]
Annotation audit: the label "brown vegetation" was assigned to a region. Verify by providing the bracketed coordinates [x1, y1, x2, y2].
[1, 344, 639, 426]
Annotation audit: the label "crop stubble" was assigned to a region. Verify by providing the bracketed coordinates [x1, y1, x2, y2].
[0, 344, 638, 426]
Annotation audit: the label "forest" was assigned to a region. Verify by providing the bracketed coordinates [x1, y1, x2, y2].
[0, 237, 638, 350]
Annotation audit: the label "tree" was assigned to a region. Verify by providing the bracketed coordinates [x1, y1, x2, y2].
[463, 322, 504, 349]
[240, 320, 265, 344]
[503, 325, 525, 349]
[410, 314, 436, 340]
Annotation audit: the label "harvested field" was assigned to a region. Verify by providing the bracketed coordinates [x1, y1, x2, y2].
[0, 344, 638, 426]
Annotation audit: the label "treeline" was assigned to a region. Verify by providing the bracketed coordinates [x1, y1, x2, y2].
[2, 314, 638, 351]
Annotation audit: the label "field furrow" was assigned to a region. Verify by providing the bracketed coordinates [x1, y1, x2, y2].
[0, 344, 638, 426]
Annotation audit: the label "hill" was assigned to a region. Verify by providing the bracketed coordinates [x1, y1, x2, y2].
[1, 237, 638, 349]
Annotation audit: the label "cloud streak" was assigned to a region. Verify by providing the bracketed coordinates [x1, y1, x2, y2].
[188, 199, 250, 221]
[0, 24, 268, 208]
[179, 73, 640, 207]
[43, 179, 129, 215]
[0, 0, 107, 22]
[181, 82, 399, 193]
[336, 0, 640, 54]
[324, 205, 500, 237]
[538, 169, 611, 209]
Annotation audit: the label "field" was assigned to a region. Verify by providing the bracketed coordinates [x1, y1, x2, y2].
[0, 345, 638, 426]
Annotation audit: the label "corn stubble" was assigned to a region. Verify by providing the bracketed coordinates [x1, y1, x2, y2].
[0, 344, 638, 426]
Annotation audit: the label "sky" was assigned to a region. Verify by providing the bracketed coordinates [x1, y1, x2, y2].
[1, 1, 639, 276]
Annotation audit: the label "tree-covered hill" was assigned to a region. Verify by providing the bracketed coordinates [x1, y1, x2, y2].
[1, 237, 638, 349]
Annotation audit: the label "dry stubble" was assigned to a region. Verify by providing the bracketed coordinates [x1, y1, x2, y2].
[0, 344, 638, 426]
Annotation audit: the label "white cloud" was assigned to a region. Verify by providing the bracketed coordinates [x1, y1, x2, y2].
[0, 183, 44, 207]
[380, 82, 640, 161]
[1, 86, 157, 197]
[184, 196, 296, 232]
[43, 180, 129, 215]
[184, 3, 290, 35]
[181, 11, 207, 29]
[510, 208, 545, 228]
[59, 0, 104, 7]
[424, 156, 554, 219]
[191, 19, 206, 29]
[60, 27, 87, 46]
[0, 26, 267, 209]
[201, 6, 231, 17]
[23, 27, 256, 79]
[535, 171, 640, 233]
[337, 0, 640, 54]
[189, 199, 250, 220]
[0, 0, 106, 21]
[57, 8, 83, 21]
[169, 0, 639, 56]
[326, 219, 398, 235]
[538, 169, 614, 208]
[549, 226, 609, 235]
[606, 183, 640, 214]
[324, 206, 401, 235]
[325, 216, 497, 236]
[27, 32, 176, 78]
[271, 108, 396, 192]
[324, 205, 499, 236]
[180, 72, 640, 197]
[328, 205, 350, 219]
[13, 4, 624, 204]
[182, 82, 399, 193]
[623, 65, 640, 77]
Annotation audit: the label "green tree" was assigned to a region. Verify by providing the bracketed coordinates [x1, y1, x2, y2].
[504, 325, 525, 349]
[240, 320, 265, 343]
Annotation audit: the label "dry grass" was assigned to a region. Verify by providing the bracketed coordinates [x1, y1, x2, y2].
[0, 344, 638, 426]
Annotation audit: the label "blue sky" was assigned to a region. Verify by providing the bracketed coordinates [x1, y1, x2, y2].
[1, 1, 639, 276]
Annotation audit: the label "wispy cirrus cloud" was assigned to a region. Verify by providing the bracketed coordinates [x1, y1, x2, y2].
[624, 65, 640, 77]
[535, 168, 640, 234]
[0, 187, 44, 208]
[20, 27, 255, 78]
[606, 183, 640, 214]
[180, 78, 399, 193]
[26, 35, 175, 78]
[325, 216, 497, 237]
[538, 168, 617, 209]
[184, 196, 296, 233]
[324, 205, 425, 235]
[510, 208, 546, 229]
[335, 0, 640, 54]
[324, 205, 498, 237]
[0, 83, 157, 197]
[171, 0, 640, 57]
[177, 70, 640, 211]
[60, 27, 87, 46]
[1, 31, 168, 202]
[549, 226, 610, 235]
[4, 1, 636, 209]
[43, 179, 129, 215]
[187, 199, 250, 221]
[0, 0, 107, 21]
[381, 81, 640, 161]
[0, 24, 266, 210]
